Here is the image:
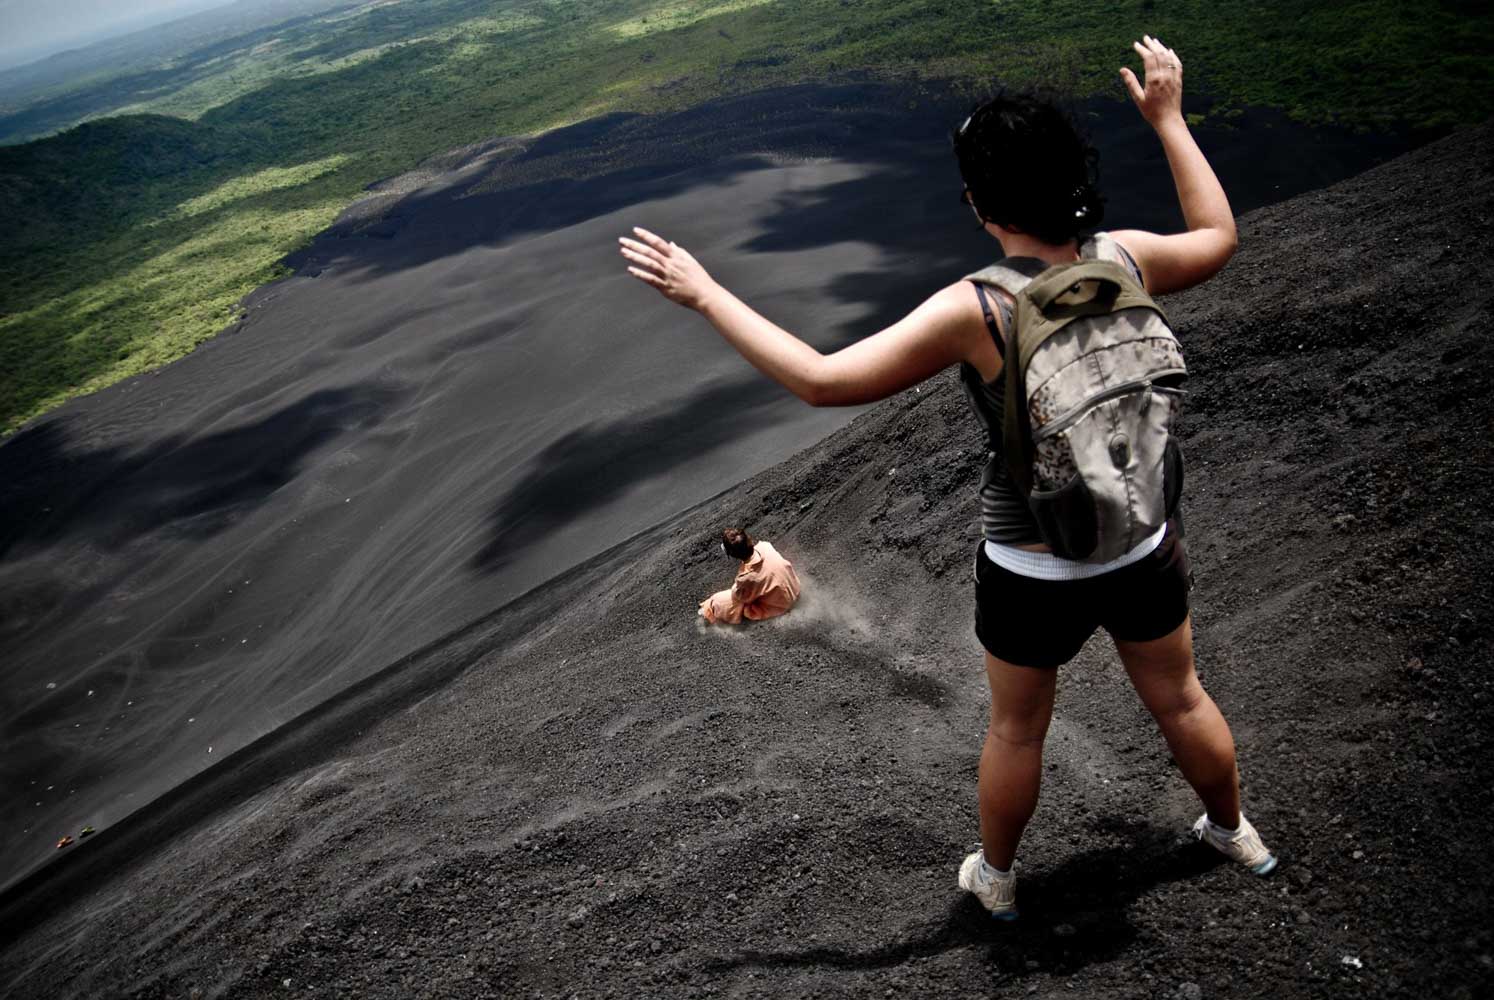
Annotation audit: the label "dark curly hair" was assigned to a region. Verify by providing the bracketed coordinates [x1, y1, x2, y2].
[721, 527, 755, 561]
[952, 93, 1104, 246]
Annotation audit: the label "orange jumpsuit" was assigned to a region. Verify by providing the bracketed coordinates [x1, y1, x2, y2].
[699, 541, 802, 625]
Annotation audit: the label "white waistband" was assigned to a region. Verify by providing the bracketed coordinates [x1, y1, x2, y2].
[982, 524, 1166, 581]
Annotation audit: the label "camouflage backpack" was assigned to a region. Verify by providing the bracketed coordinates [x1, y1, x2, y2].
[967, 242, 1187, 562]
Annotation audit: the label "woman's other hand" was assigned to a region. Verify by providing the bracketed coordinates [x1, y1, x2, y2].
[1110, 37, 1236, 295]
[617, 224, 975, 406]
[1120, 35, 1184, 129]
[619, 227, 718, 310]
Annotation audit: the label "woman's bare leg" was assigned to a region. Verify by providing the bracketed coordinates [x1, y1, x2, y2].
[978, 652, 1058, 870]
[1113, 616, 1241, 827]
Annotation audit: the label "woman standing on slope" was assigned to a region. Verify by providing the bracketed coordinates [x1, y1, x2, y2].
[619, 37, 1275, 919]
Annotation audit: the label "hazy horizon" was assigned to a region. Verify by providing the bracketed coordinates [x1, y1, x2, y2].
[0, 0, 235, 70]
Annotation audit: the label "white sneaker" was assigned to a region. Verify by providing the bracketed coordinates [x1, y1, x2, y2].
[1192, 813, 1278, 875]
[958, 851, 1018, 920]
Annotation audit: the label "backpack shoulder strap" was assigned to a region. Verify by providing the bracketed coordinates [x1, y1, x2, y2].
[965, 256, 1047, 357]
[964, 255, 1045, 297]
[1082, 232, 1144, 284]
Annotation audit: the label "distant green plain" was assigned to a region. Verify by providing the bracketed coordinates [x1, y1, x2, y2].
[2, 0, 1491, 433]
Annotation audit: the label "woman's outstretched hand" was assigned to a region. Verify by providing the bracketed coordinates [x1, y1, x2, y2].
[619, 227, 718, 310]
[1120, 35, 1184, 128]
[1109, 34, 1236, 295]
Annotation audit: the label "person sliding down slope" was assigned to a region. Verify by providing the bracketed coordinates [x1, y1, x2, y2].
[699, 527, 802, 625]
[620, 36, 1274, 921]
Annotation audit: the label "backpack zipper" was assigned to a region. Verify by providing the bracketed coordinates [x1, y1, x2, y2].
[1031, 373, 1187, 442]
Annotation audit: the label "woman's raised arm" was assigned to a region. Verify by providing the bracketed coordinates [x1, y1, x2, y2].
[1109, 36, 1237, 296]
[619, 227, 980, 406]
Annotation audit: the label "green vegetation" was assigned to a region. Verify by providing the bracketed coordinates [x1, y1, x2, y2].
[3, 0, 1491, 433]
[0, 1, 351, 139]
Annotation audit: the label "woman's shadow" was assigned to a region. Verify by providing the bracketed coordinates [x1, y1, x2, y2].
[703, 817, 1223, 979]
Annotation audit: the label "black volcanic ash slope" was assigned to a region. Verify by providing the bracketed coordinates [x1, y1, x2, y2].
[2, 124, 1491, 999]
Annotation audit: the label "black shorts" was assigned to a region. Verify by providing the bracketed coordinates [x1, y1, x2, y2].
[973, 524, 1191, 669]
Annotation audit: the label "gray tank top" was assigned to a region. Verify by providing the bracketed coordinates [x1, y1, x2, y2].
[959, 234, 1144, 545]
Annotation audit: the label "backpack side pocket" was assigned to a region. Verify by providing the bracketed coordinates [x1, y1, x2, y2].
[1163, 437, 1184, 519]
[1028, 474, 1099, 561]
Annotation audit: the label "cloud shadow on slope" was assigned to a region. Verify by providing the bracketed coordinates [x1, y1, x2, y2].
[285, 82, 985, 293]
[0, 383, 405, 564]
[469, 375, 813, 574]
